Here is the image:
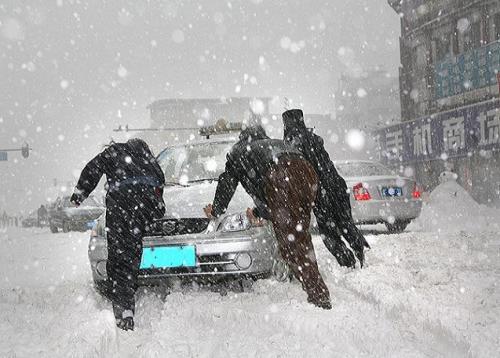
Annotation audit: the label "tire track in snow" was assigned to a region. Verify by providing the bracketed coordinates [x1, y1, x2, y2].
[326, 238, 473, 358]
[105, 281, 437, 358]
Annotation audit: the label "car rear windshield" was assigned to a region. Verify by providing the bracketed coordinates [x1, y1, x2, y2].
[336, 162, 394, 177]
[157, 142, 234, 184]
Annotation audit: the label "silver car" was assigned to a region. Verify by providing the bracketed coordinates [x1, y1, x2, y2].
[88, 139, 288, 291]
[335, 160, 422, 232]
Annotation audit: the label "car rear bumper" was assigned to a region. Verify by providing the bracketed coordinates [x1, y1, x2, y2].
[351, 199, 422, 224]
[88, 226, 276, 284]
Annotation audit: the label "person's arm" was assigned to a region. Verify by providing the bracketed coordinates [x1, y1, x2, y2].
[211, 154, 239, 218]
[71, 151, 106, 205]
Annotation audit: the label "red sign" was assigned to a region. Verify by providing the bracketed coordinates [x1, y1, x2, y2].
[497, 72, 500, 95]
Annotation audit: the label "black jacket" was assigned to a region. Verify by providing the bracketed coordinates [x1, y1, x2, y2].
[212, 126, 302, 219]
[72, 139, 166, 220]
[283, 109, 347, 193]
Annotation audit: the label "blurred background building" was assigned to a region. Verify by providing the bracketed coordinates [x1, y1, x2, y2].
[377, 0, 500, 205]
[335, 67, 400, 132]
[138, 97, 271, 152]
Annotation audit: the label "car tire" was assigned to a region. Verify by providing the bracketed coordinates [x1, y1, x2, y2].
[49, 222, 58, 233]
[62, 221, 71, 233]
[272, 258, 292, 282]
[385, 220, 410, 233]
[238, 278, 254, 292]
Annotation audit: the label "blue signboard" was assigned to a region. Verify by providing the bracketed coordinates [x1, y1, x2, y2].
[0, 151, 7, 161]
[435, 41, 500, 99]
[375, 100, 500, 165]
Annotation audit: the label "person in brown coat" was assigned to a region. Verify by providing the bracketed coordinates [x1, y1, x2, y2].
[204, 125, 331, 309]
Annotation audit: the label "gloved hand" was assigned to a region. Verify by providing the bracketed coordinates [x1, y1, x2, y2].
[203, 204, 214, 218]
[246, 208, 265, 227]
[351, 241, 365, 268]
[70, 193, 82, 207]
[335, 248, 356, 269]
[326, 239, 356, 268]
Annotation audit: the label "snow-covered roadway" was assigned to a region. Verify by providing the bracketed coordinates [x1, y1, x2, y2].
[1, 224, 498, 358]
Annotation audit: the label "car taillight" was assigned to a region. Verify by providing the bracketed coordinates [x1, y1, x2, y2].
[353, 182, 371, 201]
[412, 184, 421, 199]
[155, 187, 162, 197]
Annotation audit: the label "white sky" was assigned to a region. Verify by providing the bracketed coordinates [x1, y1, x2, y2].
[0, 0, 400, 212]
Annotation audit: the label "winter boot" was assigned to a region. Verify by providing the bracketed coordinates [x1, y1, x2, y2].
[307, 296, 332, 310]
[113, 304, 135, 331]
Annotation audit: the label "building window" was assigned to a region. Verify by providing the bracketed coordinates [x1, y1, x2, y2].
[463, 21, 481, 52]
[416, 44, 428, 67]
[435, 34, 451, 63]
[494, 13, 500, 41]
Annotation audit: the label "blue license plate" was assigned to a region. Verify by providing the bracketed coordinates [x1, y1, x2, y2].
[140, 245, 196, 269]
[382, 187, 403, 197]
[87, 221, 96, 229]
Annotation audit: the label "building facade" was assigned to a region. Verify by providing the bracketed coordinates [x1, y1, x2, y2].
[140, 97, 270, 152]
[336, 68, 400, 132]
[377, 0, 500, 204]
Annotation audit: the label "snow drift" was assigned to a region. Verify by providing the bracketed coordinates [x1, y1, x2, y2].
[411, 173, 500, 232]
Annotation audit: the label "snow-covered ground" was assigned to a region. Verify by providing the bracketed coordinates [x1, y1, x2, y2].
[1, 178, 499, 358]
[1, 223, 498, 358]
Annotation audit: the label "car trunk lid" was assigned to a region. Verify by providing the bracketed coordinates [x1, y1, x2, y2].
[346, 176, 416, 200]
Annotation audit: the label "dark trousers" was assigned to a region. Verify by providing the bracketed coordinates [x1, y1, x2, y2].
[265, 156, 330, 306]
[315, 187, 367, 267]
[105, 202, 145, 314]
[315, 211, 355, 268]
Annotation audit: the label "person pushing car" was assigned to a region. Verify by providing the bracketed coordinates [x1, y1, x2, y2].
[71, 138, 165, 330]
[282, 109, 369, 268]
[204, 122, 331, 309]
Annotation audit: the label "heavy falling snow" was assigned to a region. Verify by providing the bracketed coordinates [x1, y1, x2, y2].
[1, 178, 499, 357]
[2, 0, 500, 357]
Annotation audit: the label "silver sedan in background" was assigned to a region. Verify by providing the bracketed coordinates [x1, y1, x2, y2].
[335, 160, 422, 232]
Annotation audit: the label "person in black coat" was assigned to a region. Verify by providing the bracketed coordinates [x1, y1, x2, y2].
[205, 125, 332, 309]
[71, 138, 165, 330]
[208, 125, 283, 219]
[37, 204, 48, 227]
[282, 109, 369, 268]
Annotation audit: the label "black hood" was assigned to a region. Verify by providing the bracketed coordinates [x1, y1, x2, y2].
[283, 109, 307, 139]
[127, 138, 155, 161]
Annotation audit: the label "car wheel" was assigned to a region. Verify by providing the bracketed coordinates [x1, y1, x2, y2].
[385, 220, 410, 233]
[238, 278, 254, 292]
[272, 258, 292, 282]
[49, 222, 58, 233]
[62, 221, 71, 233]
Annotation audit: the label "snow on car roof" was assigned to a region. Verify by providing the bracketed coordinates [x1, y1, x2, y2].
[333, 160, 378, 165]
[164, 137, 238, 149]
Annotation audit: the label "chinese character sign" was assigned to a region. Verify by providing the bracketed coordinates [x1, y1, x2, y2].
[412, 122, 433, 157]
[375, 100, 500, 164]
[385, 129, 403, 161]
[442, 116, 465, 152]
[478, 108, 500, 147]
